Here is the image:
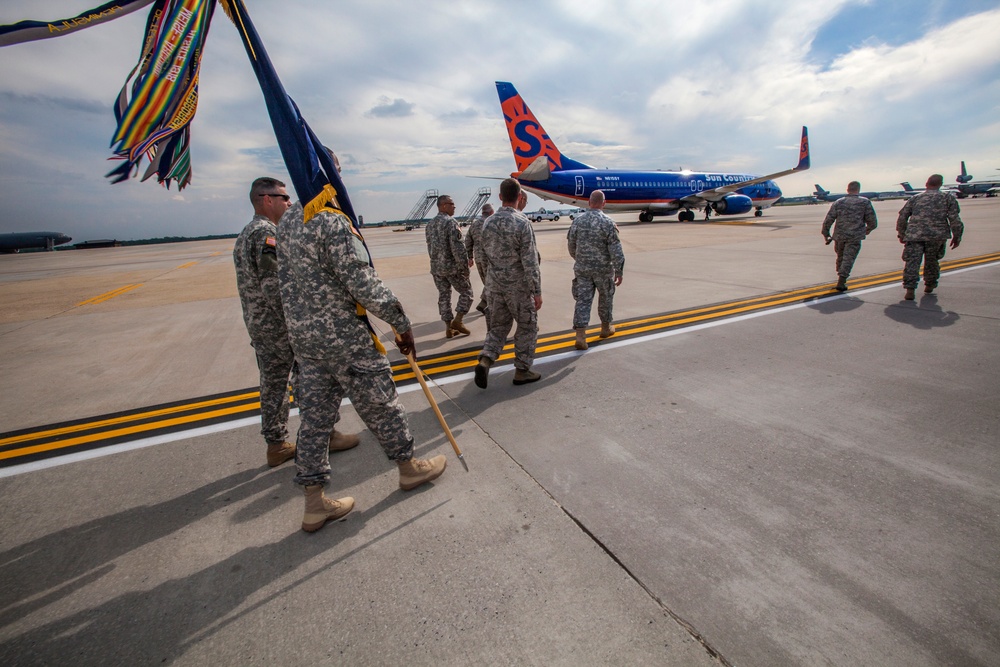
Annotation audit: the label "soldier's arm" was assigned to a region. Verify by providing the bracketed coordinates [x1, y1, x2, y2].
[895, 199, 913, 240]
[608, 225, 625, 278]
[865, 202, 877, 235]
[948, 199, 963, 244]
[255, 228, 284, 318]
[567, 223, 577, 259]
[821, 203, 837, 237]
[450, 222, 469, 268]
[520, 224, 542, 296]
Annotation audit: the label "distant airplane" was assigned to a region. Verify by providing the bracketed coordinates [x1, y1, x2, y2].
[812, 184, 905, 202]
[0, 231, 72, 253]
[495, 81, 809, 222]
[900, 182, 960, 198]
[951, 162, 1000, 198]
[956, 161, 973, 184]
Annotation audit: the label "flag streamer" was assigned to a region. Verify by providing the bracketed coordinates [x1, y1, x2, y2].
[0, 0, 156, 47]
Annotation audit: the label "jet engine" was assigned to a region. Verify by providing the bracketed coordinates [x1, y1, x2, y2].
[712, 194, 754, 215]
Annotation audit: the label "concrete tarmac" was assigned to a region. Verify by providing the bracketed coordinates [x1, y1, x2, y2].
[1, 198, 998, 665]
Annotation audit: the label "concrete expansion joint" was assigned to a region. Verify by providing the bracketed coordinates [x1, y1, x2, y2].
[561, 506, 734, 667]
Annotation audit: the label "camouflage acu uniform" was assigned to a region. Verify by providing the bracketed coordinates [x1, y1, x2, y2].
[821, 194, 877, 279]
[567, 209, 625, 329]
[480, 206, 541, 371]
[425, 212, 472, 323]
[896, 190, 963, 289]
[233, 214, 296, 446]
[278, 203, 414, 488]
[464, 215, 489, 299]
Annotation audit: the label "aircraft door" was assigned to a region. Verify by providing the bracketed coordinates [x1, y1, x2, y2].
[575, 175, 584, 197]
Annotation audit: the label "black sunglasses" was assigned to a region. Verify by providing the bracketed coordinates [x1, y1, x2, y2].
[258, 193, 290, 201]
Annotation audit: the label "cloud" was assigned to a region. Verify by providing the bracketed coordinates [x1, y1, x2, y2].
[365, 97, 416, 118]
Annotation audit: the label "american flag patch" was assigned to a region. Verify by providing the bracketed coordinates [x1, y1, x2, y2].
[265, 236, 277, 247]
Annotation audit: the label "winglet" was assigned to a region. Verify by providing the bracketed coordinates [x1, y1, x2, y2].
[796, 126, 810, 172]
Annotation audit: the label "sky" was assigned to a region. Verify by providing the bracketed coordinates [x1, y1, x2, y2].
[1, 0, 999, 242]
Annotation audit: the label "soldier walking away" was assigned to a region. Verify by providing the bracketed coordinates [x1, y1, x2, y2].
[896, 174, 963, 300]
[567, 190, 625, 350]
[821, 181, 878, 291]
[234, 177, 359, 468]
[425, 195, 473, 338]
[465, 203, 494, 315]
[278, 201, 446, 533]
[474, 178, 543, 388]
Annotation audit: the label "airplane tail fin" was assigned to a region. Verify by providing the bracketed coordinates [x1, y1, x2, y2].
[813, 184, 829, 196]
[901, 182, 914, 191]
[796, 126, 810, 171]
[957, 160, 972, 183]
[495, 81, 591, 175]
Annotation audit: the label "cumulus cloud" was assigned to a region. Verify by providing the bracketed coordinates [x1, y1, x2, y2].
[365, 97, 416, 118]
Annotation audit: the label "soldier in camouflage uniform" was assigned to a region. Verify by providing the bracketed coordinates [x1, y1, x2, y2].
[425, 195, 473, 338]
[474, 179, 543, 388]
[567, 190, 625, 350]
[465, 203, 494, 315]
[896, 174, 963, 300]
[278, 201, 446, 533]
[821, 181, 878, 291]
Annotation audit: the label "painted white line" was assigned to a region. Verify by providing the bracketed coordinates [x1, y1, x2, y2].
[2, 261, 995, 479]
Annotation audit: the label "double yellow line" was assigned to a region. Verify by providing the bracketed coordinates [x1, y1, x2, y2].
[4, 252, 998, 469]
[76, 283, 143, 307]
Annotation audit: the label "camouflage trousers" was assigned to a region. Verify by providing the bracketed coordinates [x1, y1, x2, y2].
[572, 270, 616, 329]
[482, 287, 538, 371]
[902, 240, 946, 289]
[292, 350, 413, 488]
[474, 257, 488, 302]
[833, 238, 863, 278]
[432, 272, 473, 323]
[253, 338, 295, 446]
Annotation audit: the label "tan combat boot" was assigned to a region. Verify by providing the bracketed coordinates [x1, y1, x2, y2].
[398, 455, 447, 491]
[445, 322, 456, 339]
[451, 312, 471, 335]
[512, 368, 541, 385]
[600, 322, 616, 338]
[329, 430, 360, 452]
[575, 328, 588, 350]
[301, 485, 354, 533]
[474, 355, 493, 389]
[266, 441, 296, 467]
[904, 288, 915, 301]
[835, 276, 848, 292]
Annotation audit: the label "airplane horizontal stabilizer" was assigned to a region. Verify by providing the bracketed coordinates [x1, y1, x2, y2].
[517, 156, 552, 181]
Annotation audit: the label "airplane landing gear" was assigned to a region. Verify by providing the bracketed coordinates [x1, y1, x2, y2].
[639, 211, 653, 223]
[678, 210, 695, 222]
[754, 208, 763, 217]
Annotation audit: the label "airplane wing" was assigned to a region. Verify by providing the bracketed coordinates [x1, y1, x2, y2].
[686, 126, 810, 203]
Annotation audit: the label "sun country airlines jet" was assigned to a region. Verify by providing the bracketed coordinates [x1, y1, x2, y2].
[496, 81, 809, 221]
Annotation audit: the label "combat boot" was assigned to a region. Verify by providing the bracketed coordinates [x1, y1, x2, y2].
[398, 455, 447, 491]
[474, 355, 492, 389]
[835, 276, 848, 292]
[451, 312, 471, 335]
[513, 368, 541, 385]
[329, 430, 360, 452]
[924, 284, 936, 294]
[475, 298, 488, 313]
[301, 485, 354, 533]
[600, 322, 616, 338]
[266, 441, 295, 468]
[904, 288, 915, 301]
[445, 322, 456, 339]
[574, 328, 588, 350]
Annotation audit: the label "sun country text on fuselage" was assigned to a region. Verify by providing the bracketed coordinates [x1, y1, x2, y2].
[496, 81, 810, 222]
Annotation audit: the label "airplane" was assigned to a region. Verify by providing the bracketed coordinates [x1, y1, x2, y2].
[495, 81, 809, 222]
[0, 231, 72, 253]
[900, 182, 960, 198]
[813, 184, 907, 202]
[951, 162, 1000, 198]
